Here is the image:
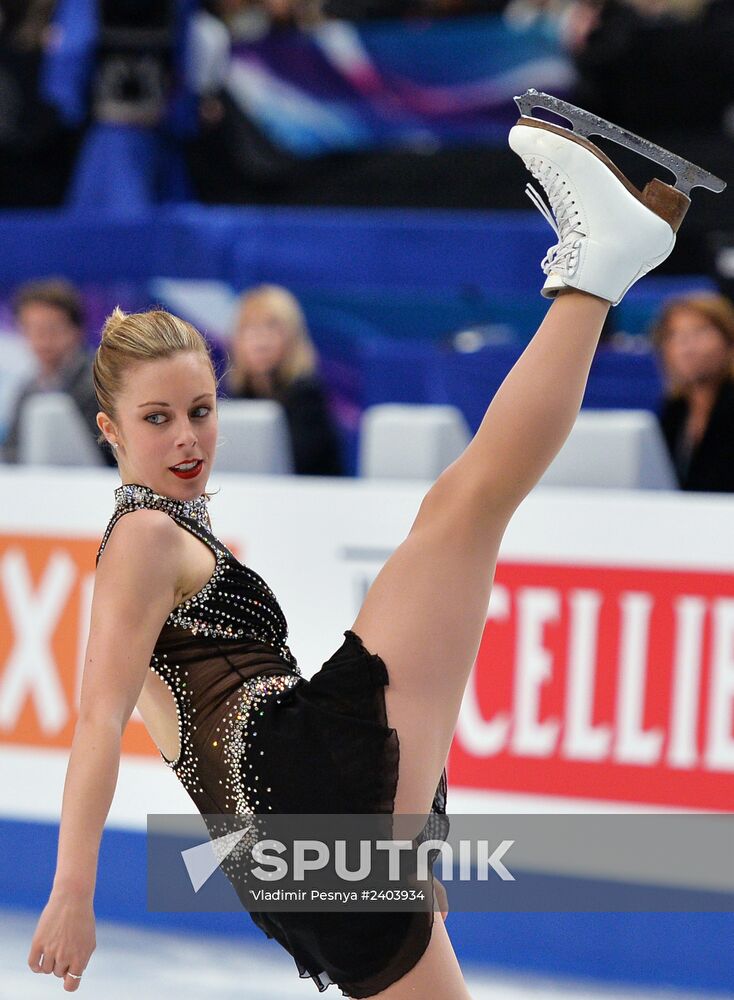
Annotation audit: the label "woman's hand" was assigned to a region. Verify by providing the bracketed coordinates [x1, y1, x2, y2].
[27, 890, 96, 992]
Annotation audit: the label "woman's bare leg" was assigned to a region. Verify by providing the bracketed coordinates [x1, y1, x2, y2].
[348, 291, 609, 999]
[362, 917, 473, 1000]
[351, 290, 611, 819]
[344, 291, 609, 999]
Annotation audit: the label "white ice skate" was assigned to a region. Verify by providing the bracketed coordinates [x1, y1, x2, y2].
[509, 89, 727, 306]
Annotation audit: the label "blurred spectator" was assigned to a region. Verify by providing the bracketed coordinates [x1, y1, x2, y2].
[560, 0, 734, 273]
[651, 292, 734, 492]
[323, 0, 510, 15]
[504, 0, 573, 33]
[41, 0, 196, 212]
[187, 1, 304, 195]
[204, 0, 511, 22]
[260, 0, 324, 27]
[92, 0, 175, 127]
[199, 0, 323, 36]
[563, 0, 734, 139]
[0, 278, 115, 466]
[0, 0, 53, 47]
[224, 284, 344, 476]
[0, 0, 81, 206]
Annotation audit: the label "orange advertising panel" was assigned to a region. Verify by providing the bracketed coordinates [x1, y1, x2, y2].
[0, 531, 244, 761]
[450, 560, 734, 810]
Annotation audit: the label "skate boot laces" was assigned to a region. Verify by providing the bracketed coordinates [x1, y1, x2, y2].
[524, 156, 586, 277]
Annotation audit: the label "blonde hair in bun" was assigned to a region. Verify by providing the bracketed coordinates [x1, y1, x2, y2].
[93, 306, 219, 450]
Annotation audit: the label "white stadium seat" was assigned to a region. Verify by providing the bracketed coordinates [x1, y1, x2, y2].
[358, 403, 471, 480]
[213, 398, 294, 475]
[539, 410, 677, 489]
[18, 392, 105, 467]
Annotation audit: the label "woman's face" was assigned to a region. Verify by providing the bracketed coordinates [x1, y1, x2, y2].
[233, 302, 289, 376]
[662, 308, 732, 388]
[100, 351, 218, 500]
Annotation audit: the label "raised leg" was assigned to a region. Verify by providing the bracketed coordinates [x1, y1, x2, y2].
[344, 93, 714, 998]
[350, 290, 611, 819]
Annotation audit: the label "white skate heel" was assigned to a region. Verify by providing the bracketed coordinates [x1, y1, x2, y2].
[509, 89, 727, 306]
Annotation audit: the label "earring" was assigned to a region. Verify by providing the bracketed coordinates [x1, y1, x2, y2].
[111, 442, 118, 451]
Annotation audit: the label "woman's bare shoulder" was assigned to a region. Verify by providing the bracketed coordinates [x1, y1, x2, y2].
[96, 508, 187, 603]
[98, 506, 183, 556]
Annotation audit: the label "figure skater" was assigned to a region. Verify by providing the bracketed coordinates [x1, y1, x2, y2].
[27, 97, 721, 997]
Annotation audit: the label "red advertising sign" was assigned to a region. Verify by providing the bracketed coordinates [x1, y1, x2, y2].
[450, 561, 734, 810]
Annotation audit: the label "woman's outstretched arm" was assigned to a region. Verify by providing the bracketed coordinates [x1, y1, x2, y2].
[27, 510, 186, 991]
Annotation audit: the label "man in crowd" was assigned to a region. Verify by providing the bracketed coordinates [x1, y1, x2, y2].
[0, 278, 114, 465]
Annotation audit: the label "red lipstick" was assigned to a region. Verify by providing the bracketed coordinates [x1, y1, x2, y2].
[170, 460, 203, 480]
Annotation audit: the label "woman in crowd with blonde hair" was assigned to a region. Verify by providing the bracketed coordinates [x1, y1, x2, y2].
[225, 283, 343, 475]
[651, 291, 734, 492]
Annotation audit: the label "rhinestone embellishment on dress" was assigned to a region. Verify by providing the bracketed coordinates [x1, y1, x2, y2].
[148, 653, 300, 804]
[219, 673, 301, 814]
[113, 482, 212, 530]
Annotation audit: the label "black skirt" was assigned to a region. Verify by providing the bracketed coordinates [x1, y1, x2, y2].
[245, 628, 449, 997]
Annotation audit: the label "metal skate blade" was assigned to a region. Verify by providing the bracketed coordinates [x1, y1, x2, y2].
[514, 89, 727, 198]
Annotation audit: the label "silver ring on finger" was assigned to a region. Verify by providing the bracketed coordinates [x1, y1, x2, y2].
[67, 972, 83, 979]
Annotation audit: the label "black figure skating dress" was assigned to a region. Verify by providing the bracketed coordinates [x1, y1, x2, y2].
[96, 483, 449, 998]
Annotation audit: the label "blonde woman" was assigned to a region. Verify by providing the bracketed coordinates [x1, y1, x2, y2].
[28, 112, 695, 996]
[651, 292, 734, 492]
[226, 283, 343, 475]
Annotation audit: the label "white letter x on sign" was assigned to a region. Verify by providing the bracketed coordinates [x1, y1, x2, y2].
[0, 547, 76, 734]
